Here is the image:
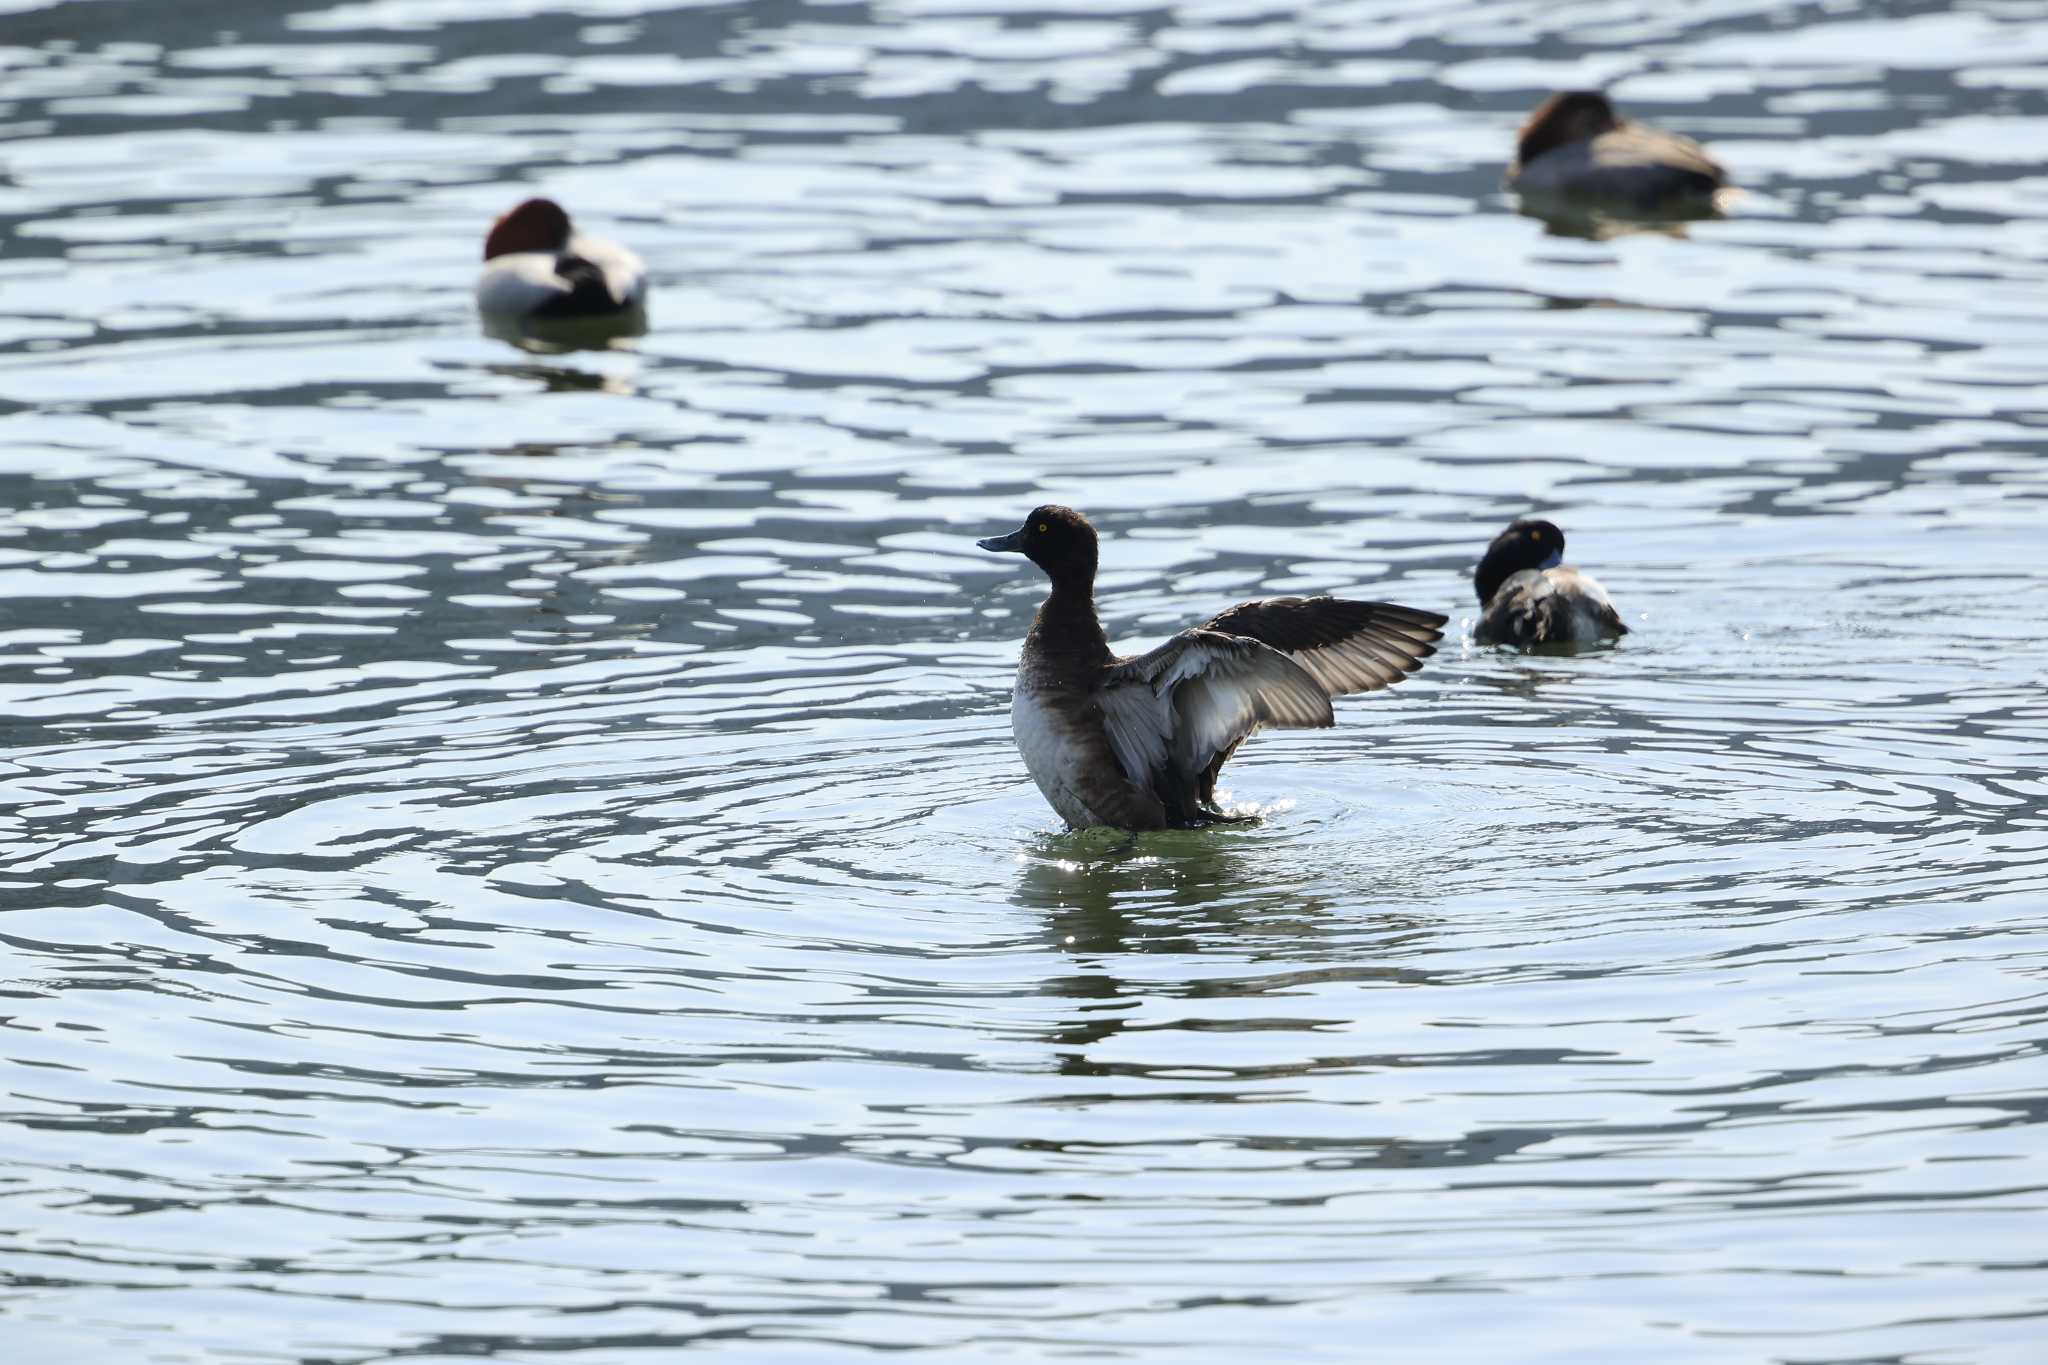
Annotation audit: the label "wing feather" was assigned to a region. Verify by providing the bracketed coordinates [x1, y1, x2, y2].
[1099, 629, 1332, 808]
[1203, 597, 1446, 694]
[1477, 567, 1627, 644]
[1589, 125, 1725, 182]
[1511, 127, 1725, 216]
[477, 235, 646, 324]
[1096, 597, 1445, 823]
[565, 232, 648, 309]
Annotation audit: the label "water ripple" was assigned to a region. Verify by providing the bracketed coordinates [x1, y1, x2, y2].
[1, 0, 2045, 1361]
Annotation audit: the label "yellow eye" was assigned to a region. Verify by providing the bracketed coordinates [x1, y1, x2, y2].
[1037, 523, 1048, 532]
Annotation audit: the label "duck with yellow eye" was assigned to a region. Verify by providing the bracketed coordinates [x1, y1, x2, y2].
[978, 505, 1445, 830]
[1473, 518, 1628, 647]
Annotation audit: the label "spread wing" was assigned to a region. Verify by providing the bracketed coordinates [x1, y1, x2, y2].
[1096, 598, 1445, 823]
[1202, 596, 1446, 695]
[1098, 629, 1333, 810]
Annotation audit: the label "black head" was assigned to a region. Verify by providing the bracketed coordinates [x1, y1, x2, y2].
[1475, 518, 1565, 605]
[1516, 91, 1621, 168]
[977, 504, 1099, 592]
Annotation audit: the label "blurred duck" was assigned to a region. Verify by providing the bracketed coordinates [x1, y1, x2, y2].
[1474, 519, 1628, 647]
[477, 197, 647, 344]
[978, 505, 1446, 830]
[1507, 92, 1728, 223]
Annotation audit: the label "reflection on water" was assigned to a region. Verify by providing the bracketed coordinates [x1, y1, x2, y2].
[478, 300, 649, 354]
[475, 358, 642, 393]
[1, 0, 2046, 1361]
[1516, 198, 1710, 241]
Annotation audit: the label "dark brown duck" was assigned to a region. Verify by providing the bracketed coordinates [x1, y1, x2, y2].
[978, 506, 1446, 830]
[1508, 91, 1728, 220]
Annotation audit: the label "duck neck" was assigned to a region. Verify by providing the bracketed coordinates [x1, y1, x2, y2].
[1474, 553, 1511, 607]
[1031, 578, 1110, 663]
[1034, 540, 1098, 603]
[1517, 101, 1618, 169]
[1515, 124, 1564, 170]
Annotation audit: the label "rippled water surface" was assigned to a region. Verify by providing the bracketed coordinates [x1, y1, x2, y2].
[3, 1, 2046, 1360]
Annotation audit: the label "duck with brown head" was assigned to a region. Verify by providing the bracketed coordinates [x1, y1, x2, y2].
[1473, 518, 1628, 647]
[978, 506, 1447, 830]
[1508, 91, 1728, 223]
[476, 197, 648, 344]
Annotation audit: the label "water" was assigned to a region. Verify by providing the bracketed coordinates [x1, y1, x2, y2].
[2, 1, 2045, 1360]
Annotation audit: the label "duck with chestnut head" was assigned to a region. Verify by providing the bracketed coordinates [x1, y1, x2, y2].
[977, 506, 1446, 831]
[477, 197, 647, 345]
[1473, 518, 1628, 647]
[1507, 91, 1729, 225]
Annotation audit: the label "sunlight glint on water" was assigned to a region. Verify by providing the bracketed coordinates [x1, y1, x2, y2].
[0, 1, 2044, 1361]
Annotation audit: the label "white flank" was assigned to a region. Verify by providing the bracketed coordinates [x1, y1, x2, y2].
[1011, 684, 1097, 829]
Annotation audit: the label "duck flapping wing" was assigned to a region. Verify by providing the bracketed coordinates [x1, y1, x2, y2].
[1098, 629, 1333, 802]
[1097, 598, 1445, 807]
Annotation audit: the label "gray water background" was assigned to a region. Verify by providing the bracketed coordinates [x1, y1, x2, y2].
[1, 0, 2045, 1360]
